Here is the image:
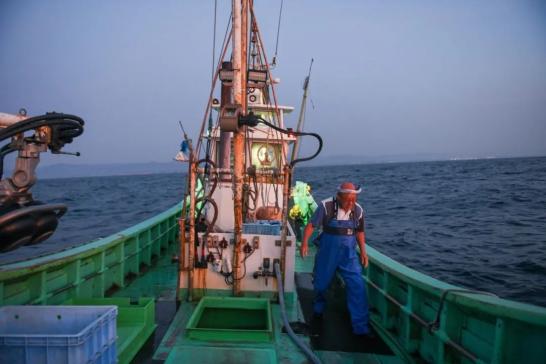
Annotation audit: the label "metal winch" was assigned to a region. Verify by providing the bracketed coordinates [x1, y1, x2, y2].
[0, 110, 84, 252]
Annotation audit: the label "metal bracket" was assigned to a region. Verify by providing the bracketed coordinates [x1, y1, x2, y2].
[219, 104, 241, 132]
[275, 239, 292, 247]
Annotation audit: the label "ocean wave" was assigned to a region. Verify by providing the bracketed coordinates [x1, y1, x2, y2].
[515, 261, 546, 275]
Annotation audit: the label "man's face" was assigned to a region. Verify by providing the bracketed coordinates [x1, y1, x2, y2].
[338, 192, 357, 211]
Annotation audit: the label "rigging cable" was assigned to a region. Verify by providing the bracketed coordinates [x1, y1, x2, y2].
[195, 11, 232, 156]
[211, 0, 218, 82]
[272, 0, 284, 66]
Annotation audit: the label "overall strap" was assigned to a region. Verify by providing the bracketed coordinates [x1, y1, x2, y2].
[322, 197, 357, 235]
[331, 197, 355, 222]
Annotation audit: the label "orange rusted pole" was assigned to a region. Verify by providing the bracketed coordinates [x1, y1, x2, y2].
[232, 0, 248, 296]
[187, 160, 197, 301]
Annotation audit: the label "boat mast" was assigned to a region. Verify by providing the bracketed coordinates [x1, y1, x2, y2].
[232, 0, 248, 296]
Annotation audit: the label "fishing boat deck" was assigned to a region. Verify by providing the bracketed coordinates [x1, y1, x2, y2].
[110, 243, 402, 363]
[295, 272, 393, 355]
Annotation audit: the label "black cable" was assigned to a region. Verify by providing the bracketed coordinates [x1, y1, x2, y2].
[232, 249, 254, 281]
[240, 114, 323, 167]
[204, 115, 214, 176]
[193, 197, 219, 239]
[0, 113, 84, 145]
[192, 159, 219, 236]
[0, 112, 84, 181]
[245, 188, 257, 211]
[196, 158, 218, 197]
[221, 247, 256, 286]
[272, 0, 284, 65]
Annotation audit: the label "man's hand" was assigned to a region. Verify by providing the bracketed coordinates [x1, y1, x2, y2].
[356, 231, 367, 268]
[360, 252, 369, 268]
[300, 242, 308, 259]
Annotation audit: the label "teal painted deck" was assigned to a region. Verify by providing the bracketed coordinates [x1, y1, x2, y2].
[109, 239, 400, 363]
[153, 283, 400, 364]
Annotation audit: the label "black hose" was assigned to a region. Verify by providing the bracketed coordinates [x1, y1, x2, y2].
[289, 130, 322, 167]
[0, 112, 84, 180]
[246, 115, 323, 167]
[0, 111, 85, 184]
[225, 248, 255, 284]
[193, 196, 219, 253]
[193, 158, 219, 236]
[274, 262, 322, 364]
[0, 204, 67, 228]
[197, 158, 218, 197]
[0, 112, 84, 145]
[201, 197, 219, 234]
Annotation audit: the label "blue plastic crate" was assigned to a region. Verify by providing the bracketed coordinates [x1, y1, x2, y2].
[243, 220, 282, 236]
[0, 305, 118, 364]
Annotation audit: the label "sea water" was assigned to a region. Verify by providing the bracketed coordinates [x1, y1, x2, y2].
[297, 156, 546, 308]
[1, 157, 544, 307]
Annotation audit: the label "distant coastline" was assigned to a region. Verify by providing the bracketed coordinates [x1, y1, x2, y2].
[24, 154, 545, 179]
[37, 162, 186, 179]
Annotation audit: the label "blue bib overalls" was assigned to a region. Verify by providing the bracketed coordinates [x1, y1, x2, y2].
[313, 215, 370, 335]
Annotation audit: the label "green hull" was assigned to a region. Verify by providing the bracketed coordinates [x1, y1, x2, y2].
[0, 203, 181, 363]
[0, 203, 181, 305]
[365, 245, 546, 363]
[1, 203, 545, 363]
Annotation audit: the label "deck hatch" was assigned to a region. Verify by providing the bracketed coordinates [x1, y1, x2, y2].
[186, 296, 273, 342]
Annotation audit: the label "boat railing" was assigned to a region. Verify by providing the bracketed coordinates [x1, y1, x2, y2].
[0, 203, 182, 306]
[365, 245, 546, 364]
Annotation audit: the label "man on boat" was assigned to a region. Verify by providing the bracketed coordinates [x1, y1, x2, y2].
[300, 182, 371, 336]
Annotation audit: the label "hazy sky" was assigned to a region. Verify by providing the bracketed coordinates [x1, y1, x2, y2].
[1, 0, 545, 166]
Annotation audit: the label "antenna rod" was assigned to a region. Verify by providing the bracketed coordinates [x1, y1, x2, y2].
[291, 58, 314, 164]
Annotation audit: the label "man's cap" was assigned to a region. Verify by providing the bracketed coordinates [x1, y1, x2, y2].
[337, 182, 362, 194]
